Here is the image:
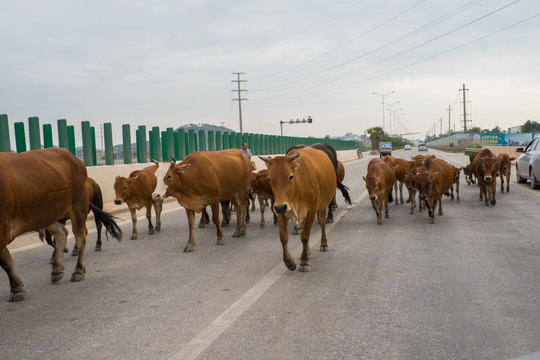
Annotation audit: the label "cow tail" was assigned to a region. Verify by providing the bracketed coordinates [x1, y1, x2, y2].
[337, 180, 352, 205]
[89, 204, 123, 241]
[388, 188, 394, 203]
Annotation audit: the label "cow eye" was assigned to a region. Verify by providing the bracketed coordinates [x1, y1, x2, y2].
[288, 175, 294, 182]
[123, 186, 128, 191]
[267, 178, 271, 183]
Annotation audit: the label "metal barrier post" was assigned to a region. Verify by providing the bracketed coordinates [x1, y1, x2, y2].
[57, 119, 68, 149]
[104, 123, 114, 165]
[81, 121, 93, 166]
[122, 124, 132, 164]
[43, 124, 53, 148]
[0, 114, 11, 152]
[14, 122, 27, 153]
[28, 117, 41, 150]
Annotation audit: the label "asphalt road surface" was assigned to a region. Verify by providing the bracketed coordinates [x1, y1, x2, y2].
[1, 149, 539, 360]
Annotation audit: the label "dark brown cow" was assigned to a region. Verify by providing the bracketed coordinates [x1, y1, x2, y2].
[0, 148, 122, 302]
[415, 158, 455, 224]
[164, 149, 251, 252]
[114, 160, 164, 240]
[43, 177, 105, 262]
[259, 147, 336, 272]
[449, 164, 462, 202]
[497, 153, 516, 193]
[331, 160, 346, 209]
[363, 158, 395, 224]
[404, 166, 424, 214]
[471, 148, 500, 206]
[250, 169, 277, 228]
[462, 164, 476, 185]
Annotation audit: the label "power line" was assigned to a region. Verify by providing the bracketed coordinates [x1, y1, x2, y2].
[231, 72, 247, 133]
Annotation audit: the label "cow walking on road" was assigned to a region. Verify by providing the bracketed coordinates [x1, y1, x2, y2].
[471, 149, 500, 206]
[0, 148, 122, 302]
[260, 146, 336, 272]
[164, 149, 252, 252]
[363, 158, 395, 224]
[497, 153, 515, 193]
[415, 158, 455, 223]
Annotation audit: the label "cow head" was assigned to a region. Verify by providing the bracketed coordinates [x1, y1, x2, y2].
[163, 163, 191, 197]
[363, 174, 382, 201]
[259, 154, 300, 215]
[404, 169, 418, 192]
[415, 171, 438, 200]
[478, 157, 500, 182]
[113, 175, 139, 204]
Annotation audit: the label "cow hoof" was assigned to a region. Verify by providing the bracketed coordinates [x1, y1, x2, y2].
[385, 214, 389, 218]
[71, 273, 85, 282]
[260, 223, 265, 228]
[9, 290, 26, 302]
[63, 247, 68, 253]
[94, 246, 101, 252]
[148, 229, 155, 235]
[377, 221, 382, 225]
[51, 271, 64, 283]
[155, 225, 161, 232]
[216, 240, 224, 245]
[320, 245, 328, 252]
[326, 218, 333, 224]
[184, 245, 195, 252]
[299, 265, 310, 273]
[198, 223, 205, 228]
[429, 219, 435, 224]
[130, 234, 138, 240]
[410, 211, 414, 215]
[71, 250, 78, 257]
[287, 263, 296, 271]
[246, 219, 250, 224]
[400, 200, 404, 204]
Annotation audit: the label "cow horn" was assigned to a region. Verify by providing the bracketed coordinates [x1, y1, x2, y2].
[259, 156, 270, 163]
[170, 157, 176, 164]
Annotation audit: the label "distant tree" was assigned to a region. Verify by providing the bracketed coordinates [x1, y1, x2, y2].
[324, 134, 330, 139]
[521, 120, 540, 133]
[490, 126, 502, 133]
[366, 126, 384, 150]
[466, 127, 482, 134]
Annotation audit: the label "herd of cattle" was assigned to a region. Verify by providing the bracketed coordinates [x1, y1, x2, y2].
[0, 145, 514, 302]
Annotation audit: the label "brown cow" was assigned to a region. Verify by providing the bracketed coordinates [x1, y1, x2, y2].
[0, 148, 122, 302]
[250, 169, 277, 228]
[471, 148, 500, 206]
[383, 155, 415, 205]
[404, 166, 425, 214]
[114, 160, 164, 240]
[462, 164, 476, 185]
[497, 153, 516, 193]
[363, 158, 395, 224]
[259, 147, 336, 272]
[412, 154, 436, 167]
[164, 149, 251, 252]
[415, 158, 455, 224]
[449, 164, 461, 202]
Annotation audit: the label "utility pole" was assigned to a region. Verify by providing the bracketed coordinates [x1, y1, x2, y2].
[440, 117, 443, 137]
[447, 104, 452, 134]
[459, 83, 470, 132]
[232, 72, 247, 133]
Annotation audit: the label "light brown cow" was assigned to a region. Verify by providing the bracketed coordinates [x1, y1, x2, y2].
[471, 148, 500, 206]
[250, 169, 277, 228]
[114, 160, 164, 240]
[164, 149, 251, 252]
[383, 155, 415, 205]
[448, 164, 462, 202]
[412, 154, 436, 167]
[363, 158, 395, 224]
[0, 148, 122, 302]
[415, 158, 455, 224]
[259, 146, 336, 272]
[497, 153, 516, 193]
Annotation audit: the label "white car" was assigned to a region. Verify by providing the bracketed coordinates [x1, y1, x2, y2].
[404, 145, 412, 150]
[418, 144, 428, 151]
[516, 135, 540, 189]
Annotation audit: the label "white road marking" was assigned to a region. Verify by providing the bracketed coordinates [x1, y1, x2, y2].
[169, 191, 367, 360]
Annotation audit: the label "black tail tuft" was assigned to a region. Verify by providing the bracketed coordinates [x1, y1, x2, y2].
[337, 180, 352, 205]
[89, 204, 123, 241]
[388, 188, 394, 203]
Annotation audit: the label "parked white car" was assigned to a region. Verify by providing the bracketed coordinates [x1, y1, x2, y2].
[516, 135, 540, 189]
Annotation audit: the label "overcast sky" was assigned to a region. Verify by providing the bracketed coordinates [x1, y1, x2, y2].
[1, 0, 539, 145]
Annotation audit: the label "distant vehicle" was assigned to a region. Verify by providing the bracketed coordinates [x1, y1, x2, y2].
[418, 144, 428, 152]
[404, 145, 412, 150]
[379, 142, 392, 158]
[516, 135, 540, 189]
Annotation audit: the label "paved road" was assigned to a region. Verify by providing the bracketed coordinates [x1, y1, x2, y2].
[1, 149, 539, 360]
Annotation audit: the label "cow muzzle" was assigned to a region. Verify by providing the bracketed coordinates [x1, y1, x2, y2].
[484, 176, 492, 182]
[419, 194, 427, 200]
[274, 203, 288, 214]
[369, 195, 377, 201]
[114, 200, 122, 205]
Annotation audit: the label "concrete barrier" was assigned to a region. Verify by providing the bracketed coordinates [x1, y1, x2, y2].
[88, 150, 360, 203]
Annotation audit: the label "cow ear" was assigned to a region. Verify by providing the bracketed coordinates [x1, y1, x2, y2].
[362, 176, 367, 182]
[176, 163, 191, 174]
[129, 175, 139, 184]
[431, 171, 440, 178]
[289, 153, 301, 162]
[510, 157, 516, 161]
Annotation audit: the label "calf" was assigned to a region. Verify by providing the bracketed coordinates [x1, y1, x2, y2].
[471, 148, 500, 206]
[363, 158, 395, 224]
[250, 169, 277, 228]
[114, 160, 164, 239]
[462, 164, 476, 185]
[449, 164, 462, 202]
[497, 153, 516, 193]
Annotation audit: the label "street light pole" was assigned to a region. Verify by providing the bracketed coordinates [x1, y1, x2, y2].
[387, 101, 400, 135]
[371, 91, 395, 133]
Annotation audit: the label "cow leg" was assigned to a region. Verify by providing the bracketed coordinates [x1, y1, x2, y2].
[129, 207, 138, 240]
[48, 222, 68, 283]
[94, 216, 103, 252]
[277, 214, 296, 271]
[384, 194, 390, 219]
[394, 180, 399, 206]
[318, 209, 329, 253]
[299, 212, 317, 272]
[399, 182, 404, 204]
[233, 188, 248, 238]
[69, 208, 88, 282]
[184, 209, 197, 252]
[425, 198, 435, 224]
[326, 202, 334, 223]
[145, 204, 155, 235]
[450, 185, 455, 200]
[153, 197, 163, 232]
[409, 190, 415, 215]
[199, 208, 209, 228]
[438, 196, 443, 215]
[221, 200, 231, 228]
[209, 202, 225, 245]
[258, 197, 266, 228]
[490, 184, 496, 206]
[500, 174, 504, 193]
[1, 247, 25, 302]
[456, 180, 460, 202]
[370, 199, 381, 224]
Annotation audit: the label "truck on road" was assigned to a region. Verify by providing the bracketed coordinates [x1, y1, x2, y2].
[379, 142, 392, 158]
